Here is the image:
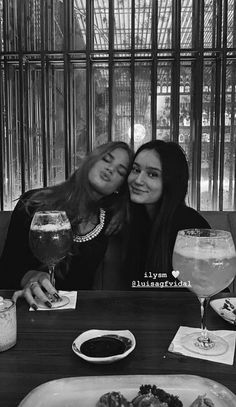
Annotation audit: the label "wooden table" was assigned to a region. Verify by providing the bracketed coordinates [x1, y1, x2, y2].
[0, 290, 236, 406]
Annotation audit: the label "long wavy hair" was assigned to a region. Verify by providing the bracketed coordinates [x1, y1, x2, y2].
[130, 140, 189, 275]
[23, 141, 133, 227]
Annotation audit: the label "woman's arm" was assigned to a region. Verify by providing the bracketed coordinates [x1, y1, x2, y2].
[0, 194, 38, 288]
[0, 192, 59, 307]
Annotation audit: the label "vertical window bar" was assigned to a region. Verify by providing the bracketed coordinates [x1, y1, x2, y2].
[212, 0, 222, 209]
[1, 1, 7, 208]
[68, 2, 74, 172]
[24, 58, 30, 189]
[64, 0, 71, 177]
[130, 0, 135, 150]
[219, 0, 228, 210]
[18, 0, 25, 193]
[108, 0, 114, 141]
[40, 0, 47, 186]
[192, 0, 204, 210]
[2, 0, 7, 52]
[23, 0, 27, 51]
[2, 1, 10, 209]
[151, 0, 157, 140]
[216, 0, 222, 49]
[45, 0, 51, 183]
[208, 1, 217, 210]
[44, 0, 49, 50]
[71, 0, 75, 50]
[230, 61, 236, 209]
[4, 57, 10, 208]
[45, 54, 51, 179]
[50, 0, 54, 50]
[0, 0, 6, 208]
[0, 59, 3, 209]
[233, 1, 236, 209]
[212, 0, 217, 47]
[171, 0, 180, 143]
[86, 0, 92, 151]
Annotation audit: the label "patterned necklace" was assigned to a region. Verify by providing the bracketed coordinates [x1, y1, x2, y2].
[73, 208, 106, 243]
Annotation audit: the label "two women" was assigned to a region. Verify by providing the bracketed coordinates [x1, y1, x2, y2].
[2, 138, 209, 306]
[0, 141, 132, 307]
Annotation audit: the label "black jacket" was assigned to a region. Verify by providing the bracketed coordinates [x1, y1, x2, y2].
[0, 190, 109, 290]
[123, 204, 210, 289]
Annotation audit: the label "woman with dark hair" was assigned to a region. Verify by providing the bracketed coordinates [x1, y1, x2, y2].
[0, 141, 132, 307]
[123, 140, 210, 289]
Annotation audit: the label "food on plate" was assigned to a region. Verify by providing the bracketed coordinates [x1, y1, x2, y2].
[222, 299, 236, 315]
[131, 384, 183, 407]
[96, 391, 130, 406]
[189, 394, 214, 406]
[96, 385, 215, 407]
[132, 394, 167, 406]
[217, 298, 236, 322]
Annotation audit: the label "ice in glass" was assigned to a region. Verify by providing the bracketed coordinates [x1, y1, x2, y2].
[173, 232, 236, 297]
[29, 222, 72, 267]
[172, 229, 236, 355]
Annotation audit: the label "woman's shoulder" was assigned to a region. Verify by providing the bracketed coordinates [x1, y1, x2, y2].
[14, 187, 45, 201]
[174, 204, 210, 229]
[12, 187, 45, 215]
[20, 188, 42, 200]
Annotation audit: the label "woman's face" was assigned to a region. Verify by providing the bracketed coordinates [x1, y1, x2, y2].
[88, 148, 130, 197]
[128, 149, 163, 205]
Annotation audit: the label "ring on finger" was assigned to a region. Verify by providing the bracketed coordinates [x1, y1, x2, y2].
[29, 281, 39, 290]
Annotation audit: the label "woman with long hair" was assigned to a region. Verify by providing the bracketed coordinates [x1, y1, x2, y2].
[1, 141, 132, 307]
[124, 140, 210, 289]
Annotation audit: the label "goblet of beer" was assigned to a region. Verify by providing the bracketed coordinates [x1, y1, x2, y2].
[172, 229, 236, 356]
[29, 211, 72, 308]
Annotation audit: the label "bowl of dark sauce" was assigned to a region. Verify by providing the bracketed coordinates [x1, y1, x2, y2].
[72, 329, 136, 363]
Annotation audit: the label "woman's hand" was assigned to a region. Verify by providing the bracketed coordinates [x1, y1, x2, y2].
[12, 270, 61, 310]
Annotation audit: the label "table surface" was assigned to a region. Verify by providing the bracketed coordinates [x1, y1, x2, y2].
[0, 289, 236, 406]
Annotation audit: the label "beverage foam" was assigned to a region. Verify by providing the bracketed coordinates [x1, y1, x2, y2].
[30, 223, 71, 231]
[174, 242, 236, 259]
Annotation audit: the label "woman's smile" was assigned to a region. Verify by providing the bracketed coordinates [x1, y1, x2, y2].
[128, 149, 163, 206]
[129, 185, 148, 195]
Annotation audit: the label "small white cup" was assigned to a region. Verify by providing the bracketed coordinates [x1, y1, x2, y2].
[0, 297, 17, 352]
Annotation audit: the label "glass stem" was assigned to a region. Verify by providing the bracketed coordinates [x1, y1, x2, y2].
[199, 297, 210, 340]
[48, 265, 55, 287]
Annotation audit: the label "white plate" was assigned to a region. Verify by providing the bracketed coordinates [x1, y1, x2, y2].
[72, 329, 136, 364]
[18, 374, 236, 407]
[210, 297, 236, 325]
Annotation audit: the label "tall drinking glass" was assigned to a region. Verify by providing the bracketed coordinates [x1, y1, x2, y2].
[29, 211, 72, 308]
[172, 229, 236, 356]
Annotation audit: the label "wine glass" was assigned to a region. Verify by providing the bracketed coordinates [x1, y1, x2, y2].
[172, 228, 236, 356]
[29, 211, 73, 308]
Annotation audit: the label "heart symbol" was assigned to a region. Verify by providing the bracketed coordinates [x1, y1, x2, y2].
[172, 270, 179, 278]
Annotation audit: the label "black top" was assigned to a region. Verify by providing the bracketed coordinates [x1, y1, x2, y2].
[123, 204, 210, 290]
[0, 190, 109, 290]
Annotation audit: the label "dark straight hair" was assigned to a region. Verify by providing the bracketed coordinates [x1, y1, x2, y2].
[132, 140, 189, 275]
